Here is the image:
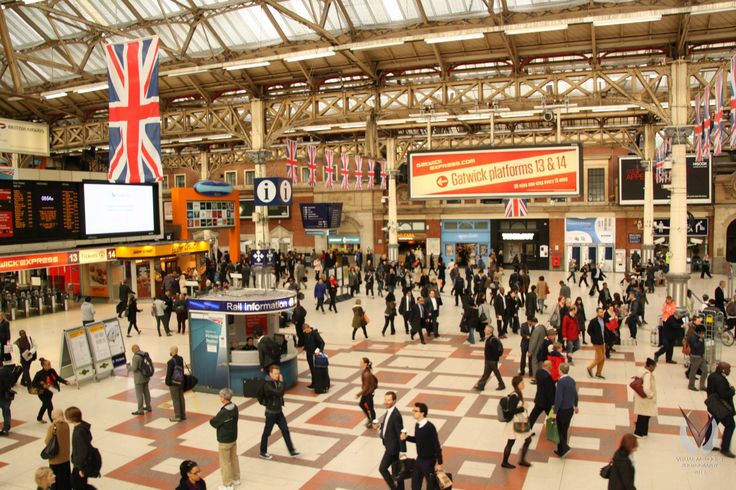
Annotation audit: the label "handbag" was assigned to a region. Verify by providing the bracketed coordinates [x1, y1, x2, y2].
[682, 342, 691, 356]
[513, 412, 531, 433]
[431, 471, 453, 490]
[705, 393, 734, 422]
[545, 415, 560, 444]
[629, 375, 647, 398]
[363, 313, 370, 325]
[391, 457, 415, 482]
[41, 425, 59, 460]
[28, 385, 40, 395]
[599, 461, 613, 479]
[183, 364, 198, 392]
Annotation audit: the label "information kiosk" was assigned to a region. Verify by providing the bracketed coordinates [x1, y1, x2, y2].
[187, 288, 298, 395]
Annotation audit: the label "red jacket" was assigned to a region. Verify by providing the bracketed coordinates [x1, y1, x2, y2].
[561, 314, 580, 341]
[547, 351, 565, 381]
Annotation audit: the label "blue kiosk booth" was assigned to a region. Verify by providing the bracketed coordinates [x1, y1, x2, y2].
[186, 288, 299, 395]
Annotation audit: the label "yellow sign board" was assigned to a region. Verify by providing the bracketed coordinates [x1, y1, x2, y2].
[115, 241, 210, 259]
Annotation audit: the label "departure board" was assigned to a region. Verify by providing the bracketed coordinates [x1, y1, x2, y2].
[0, 180, 82, 243]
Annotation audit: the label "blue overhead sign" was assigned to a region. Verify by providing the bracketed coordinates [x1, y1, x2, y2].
[299, 203, 343, 229]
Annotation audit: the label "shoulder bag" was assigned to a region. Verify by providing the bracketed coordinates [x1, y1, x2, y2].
[40, 424, 59, 460]
[629, 375, 647, 399]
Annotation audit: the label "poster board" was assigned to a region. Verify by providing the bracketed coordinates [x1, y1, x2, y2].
[85, 322, 113, 377]
[60, 326, 96, 383]
[103, 317, 127, 368]
[189, 312, 229, 392]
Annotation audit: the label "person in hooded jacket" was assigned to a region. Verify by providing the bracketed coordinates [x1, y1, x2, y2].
[209, 388, 240, 489]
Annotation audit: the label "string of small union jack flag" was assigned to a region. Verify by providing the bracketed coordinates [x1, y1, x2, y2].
[284, 138, 388, 191]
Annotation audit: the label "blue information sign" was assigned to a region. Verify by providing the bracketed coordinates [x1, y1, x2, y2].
[254, 178, 292, 206]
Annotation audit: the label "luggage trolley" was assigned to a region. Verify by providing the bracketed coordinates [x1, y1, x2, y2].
[701, 308, 726, 368]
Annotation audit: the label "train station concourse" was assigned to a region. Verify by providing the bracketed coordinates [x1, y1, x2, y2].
[1, 1, 736, 489]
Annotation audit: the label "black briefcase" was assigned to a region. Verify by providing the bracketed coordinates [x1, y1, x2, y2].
[242, 378, 265, 398]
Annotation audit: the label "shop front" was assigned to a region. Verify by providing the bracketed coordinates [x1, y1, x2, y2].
[653, 217, 710, 271]
[327, 235, 360, 253]
[441, 220, 491, 266]
[114, 241, 210, 298]
[492, 219, 550, 270]
[565, 217, 616, 272]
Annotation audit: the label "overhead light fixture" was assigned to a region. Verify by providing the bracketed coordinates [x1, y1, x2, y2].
[351, 40, 405, 51]
[590, 104, 635, 112]
[75, 83, 107, 94]
[224, 61, 270, 71]
[42, 91, 68, 100]
[166, 66, 209, 77]
[425, 33, 484, 44]
[408, 111, 449, 119]
[284, 51, 335, 62]
[338, 122, 367, 129]
[179, 136, 203, 143]
[377, 118, 410, 125]
[207, 134, 233, 140]
[499, 111, 536, 118]
[593, 15, 662, 27]
[457, 113, 492, 121]
[691, 4, 736, 15]
[24, 0, 45, 4]
[505, 24, 568, 36]
[301, 125, 332, 131]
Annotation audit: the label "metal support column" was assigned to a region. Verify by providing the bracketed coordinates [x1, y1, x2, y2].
[642, 124, 655, 263]
[666, 60, 692, 310]
[387, 138, 399, 262]
[250, 99, 271, 250]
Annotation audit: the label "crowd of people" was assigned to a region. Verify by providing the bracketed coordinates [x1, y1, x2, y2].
[0, 245, 734, 490]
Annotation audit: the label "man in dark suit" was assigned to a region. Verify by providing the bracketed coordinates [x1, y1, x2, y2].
[378, 391, 407, 489]
[493, 287, 507, 337]
[452, 274, 465, 306]
[409, 297, 427, 345]
[506, 290, 520, 335]
[716, 281, 727, 314]
[427, 289, 442, 338]
[291, 297, 307, 348]
[398, 290, 415, 335]
[302, 324, 325, 390]
[527, 360, 556, 427]
[117, 279, 132, 318]
[597, 283, 612, 309]
[586, 307, 607, 379]
[705, 362, 735, 458]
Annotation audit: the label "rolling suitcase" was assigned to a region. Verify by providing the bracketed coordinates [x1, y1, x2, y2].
[313, 353, 331, 393]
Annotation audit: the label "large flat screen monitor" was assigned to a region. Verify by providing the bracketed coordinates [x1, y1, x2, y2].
[82, 181, 160, 238]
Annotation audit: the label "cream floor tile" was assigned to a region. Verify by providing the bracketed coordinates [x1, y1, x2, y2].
[426, 374, 478, 390]
[444, 417, 508, 452]
[458, 460, 496, 478]
[267, 432, 341, 461]
[388, 356, 435, 369]
[323, 435, 385, 477]
[150, 457, 183, 475]
[433, 357, 487, 375]
[569, 435, 600, 451]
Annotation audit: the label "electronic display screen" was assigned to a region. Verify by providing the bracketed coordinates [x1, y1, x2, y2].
[82, 181, 160, 237]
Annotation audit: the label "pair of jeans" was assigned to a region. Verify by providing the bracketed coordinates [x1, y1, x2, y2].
[169, 385, 186, 419]
[134, 382, 151, 411]
[655, 336, 674, 362]
[382, 316, 395, 335]
[37, 391, 53, 422]
[359, 394, 375, 422]
[565, 339, 580, 361]
[316, 297, 325, 312]
[411, 458, 435, 490]
[688, 355, 707, 390]
[260, 410, 295, 455]
[467, 325, 476, 344]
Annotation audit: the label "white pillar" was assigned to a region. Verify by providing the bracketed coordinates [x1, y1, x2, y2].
[251, 98, 270, 249]
[666, 60, 691, 309]
[199, 151, 208, 180]
[387, 138, 399, 262]
[642, 124, 655, 263]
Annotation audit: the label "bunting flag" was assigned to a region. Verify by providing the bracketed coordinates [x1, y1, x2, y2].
[324, 149, 334, 189]
[694, 92, 703, 161]
[503, 198, 528, 218]
[105, 37, 163, 183]
[354, 155, 363, 190]
[307, 144, 317, 187]
[730, 54, 736, 149]
[340, 152, 350, 190]
[703, 86, 711, 156]
[367, 158, 375, 189]
[380, 160, 387, 189]
[286, 139, 299, 184]
[714, 70, 724, 156]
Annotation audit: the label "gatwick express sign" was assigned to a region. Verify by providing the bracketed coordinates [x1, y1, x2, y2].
[408, 145, 582, 200]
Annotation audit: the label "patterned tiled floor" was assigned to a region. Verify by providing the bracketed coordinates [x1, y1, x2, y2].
[1, 270, 736, 489]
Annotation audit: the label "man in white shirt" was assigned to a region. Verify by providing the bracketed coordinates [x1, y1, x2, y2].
[81, 297, 95, 325]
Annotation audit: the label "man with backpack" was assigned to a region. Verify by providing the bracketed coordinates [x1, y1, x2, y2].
[165, 346, 187, 422]
[130, 344, 154, 416]
[256, 331, 282, 371]
[259, 365, 299, 460]
[472, 326, 506, 391]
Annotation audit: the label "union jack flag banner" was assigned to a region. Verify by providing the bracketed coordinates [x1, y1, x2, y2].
[730, 54, 736, 148]
[105, 37, 162, 183]
[503, 198, 528, 218]
[324, 149, 334, 189]
[340, 152, 350, 190]
[354, 155, 363, 190]
[703, 86, 711, 156]
[380, 161, 387, 189]
[306, 144, 317, 187]
[713, 70, 724, 156]
[694, 93, 703, 161]
[367, 158, 375, 189]
[286, 139, 299, 184]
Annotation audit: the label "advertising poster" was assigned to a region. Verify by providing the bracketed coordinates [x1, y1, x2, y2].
[565, 218, 615, 244]
[409, 145, 582, 199]
[136, 262, 151, 297]
[88, 263, 109, 297]
[63, 327, 95, 381]
[85, 322, 113, 372]
[618, 155, 712, 205]
[103, 318, 127, 367]
[190, 312, 229, 391]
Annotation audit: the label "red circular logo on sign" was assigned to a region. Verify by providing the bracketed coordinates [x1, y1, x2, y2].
[436, 176, 448, 187]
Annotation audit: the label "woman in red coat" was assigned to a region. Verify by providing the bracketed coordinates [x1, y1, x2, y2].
[561, 306, 581, 364]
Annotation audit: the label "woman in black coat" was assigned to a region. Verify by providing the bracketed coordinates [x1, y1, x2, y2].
[608, 433, 638, 490]
[65, 406, 96, 490]
[31, 358, 71, 423]
[126, 293, 142, 336]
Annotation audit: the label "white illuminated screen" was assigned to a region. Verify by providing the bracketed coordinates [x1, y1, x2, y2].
[83, 183, 156, 235]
